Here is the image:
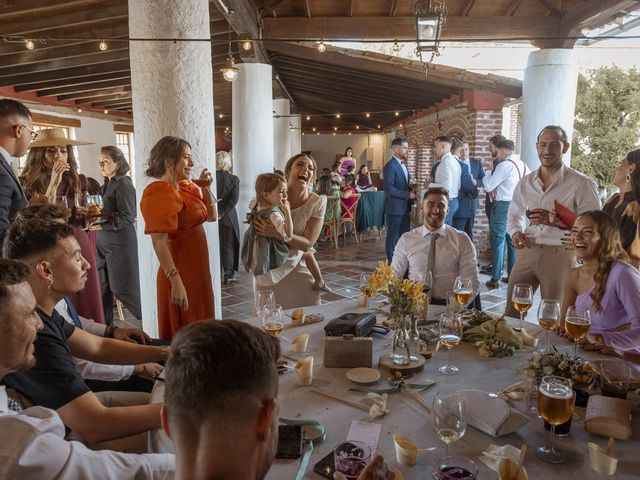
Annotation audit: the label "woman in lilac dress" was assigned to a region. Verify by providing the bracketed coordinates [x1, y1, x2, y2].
[561, 210, 640, 354]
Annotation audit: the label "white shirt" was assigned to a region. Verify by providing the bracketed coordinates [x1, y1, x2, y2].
[0, 386, 175, 479]
[55, 299, 135, 382]
[393, 156, 409, 182]
[482, 156, 529, 201]
[391, 224, 480, 300]
[432, 153, 461, 199]
[507, 164, 601, 245]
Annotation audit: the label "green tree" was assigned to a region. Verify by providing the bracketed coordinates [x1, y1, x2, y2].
[572, 66, 640, 186]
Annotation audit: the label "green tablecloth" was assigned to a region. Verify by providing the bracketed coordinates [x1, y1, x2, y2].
[356, 191, 385, 231]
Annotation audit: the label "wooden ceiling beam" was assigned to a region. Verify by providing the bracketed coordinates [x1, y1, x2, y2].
[560, 0, 638, 32]
[389, 0, 399, 17]
[54, 83, 132, 99]
[13, 71, 130, 92]
[505, 0, 524, 16]
[263, 16, 560, 40]
[462, 0, 477, 17]
[90, 98, 132, 108]
[0, 0, 109, 21]
[72, 90, 132, 104]
[537, 0, 563, 16]
[2, 59, 131, 88]
[304, 0, 311, 18]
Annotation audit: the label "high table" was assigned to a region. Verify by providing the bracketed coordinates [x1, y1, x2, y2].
[150, 299, 639, 479]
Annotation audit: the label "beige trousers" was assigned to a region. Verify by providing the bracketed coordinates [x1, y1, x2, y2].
[504, 245, 575, 318]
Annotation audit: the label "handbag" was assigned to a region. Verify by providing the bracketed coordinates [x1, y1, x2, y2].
[324, 312, 378, 337]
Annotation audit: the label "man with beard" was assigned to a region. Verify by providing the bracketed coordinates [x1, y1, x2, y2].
[3, 219, 169, 450]
[0, 258, 174, 478]
[391, 187, 480, 305]
[505, 125, 600, 317]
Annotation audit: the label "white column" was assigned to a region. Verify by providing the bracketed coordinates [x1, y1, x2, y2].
[128, 0, 221, 335]
[273, 98, 290, 171]
[233, 63, 274, 239]
[289, 114, 302, 158]
[521, 48, 578, 170]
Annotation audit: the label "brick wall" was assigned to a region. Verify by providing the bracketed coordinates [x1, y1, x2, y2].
[392, 90, 504, 260]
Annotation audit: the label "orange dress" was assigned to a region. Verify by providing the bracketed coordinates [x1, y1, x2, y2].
[140, 180, 215, 339]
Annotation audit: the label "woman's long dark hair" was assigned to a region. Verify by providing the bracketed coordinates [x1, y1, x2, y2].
[21, 146, 80, 198]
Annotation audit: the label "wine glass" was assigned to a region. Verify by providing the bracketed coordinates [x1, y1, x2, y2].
[565, 306, 591, 358]
[54, 196, 69, 209]
[359, 272, 374, 312]
[512, 283, 533, 331]
[334, 441, 371, 480]
[438, 312, 463, 375]
[432, 389, 466, 473]
[537, 299, 560, 353]
[255, 290, 275, 319]
[453, 277, 473, 309]
[536, 376, 575, 464]
[262, 304, 284, 337]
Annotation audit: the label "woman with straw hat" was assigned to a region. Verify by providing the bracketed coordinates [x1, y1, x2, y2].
[20, 127, 106, 324]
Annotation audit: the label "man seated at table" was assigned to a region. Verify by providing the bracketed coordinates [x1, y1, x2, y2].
[2, 218, 169, 449]
[391, 187, 480, 306]
[162, 319, 395, 480]
[0, 258, 175, 478]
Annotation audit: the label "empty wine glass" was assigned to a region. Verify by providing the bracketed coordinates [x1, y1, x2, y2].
[432, 389, 466, 476]
[537, 299, 560, 353]
[54, 196, 69, 209]
[512, 283, 533, 331]
[255, 290, 275, 319]
[565, 306, 591, 358]
[453, 277, 473, 309]
[438, 312, 463, 375]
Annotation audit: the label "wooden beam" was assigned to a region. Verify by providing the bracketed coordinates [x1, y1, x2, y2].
[2, 60, 131, 88]
[304, 0, 311, 18]
[561, 0, 637, 32]
[113, 123, 134, 133]
[32, 113, 81, 128]
[263, 16, 560, 40]
[73, 91, 132, 105]
[537, 0, 563, 15]
[349, 0, 353, 17]
[45, 80, 131, 99]
[13, 71, 130, 92]
[0, 0, 107, 21]
[213, 0, 268, 63]
[462, 0, 477, 17]
[505, 0, 524, 16]
[389, 0, 399, 17]
[91, 98, 132, 108]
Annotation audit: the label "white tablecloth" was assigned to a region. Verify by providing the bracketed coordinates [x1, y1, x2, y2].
[150, 299, 640, 479]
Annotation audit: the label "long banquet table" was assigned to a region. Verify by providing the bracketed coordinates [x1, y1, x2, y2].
[150, 299, 639, 479]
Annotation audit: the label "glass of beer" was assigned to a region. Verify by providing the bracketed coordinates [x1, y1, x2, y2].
[262, 304, 284, 337]
[438, 312, 463, 375]
[359, 273, 375, 312]
[565, 306, 591, 358]
[512, 283, 533, 331]
[453, 277, 473, 309]
[536, 375, 575, 463]
[537, 299, 560, 352]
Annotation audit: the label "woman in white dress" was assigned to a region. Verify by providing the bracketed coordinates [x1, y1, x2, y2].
[254, 154, 327, 309]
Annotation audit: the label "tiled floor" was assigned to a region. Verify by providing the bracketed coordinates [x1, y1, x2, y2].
[113, 230, 542, 330]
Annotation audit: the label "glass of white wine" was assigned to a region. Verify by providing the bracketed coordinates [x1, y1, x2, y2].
[536, 376, 575, 464]
[512, 283, 533, 331]
[453, 277, 473, 309]
[431, 389, 466, 477]
[438, 312, 463, 375]
[262, 304, 284, 337]
[537, 299, 560, 353]
[565, 306, 591, 358]
[359, 272, 374, 312]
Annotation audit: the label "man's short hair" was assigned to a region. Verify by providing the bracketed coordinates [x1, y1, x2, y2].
[488, 134, 506, 146]
[423, 186, 449, 201]
[536, 125, 568, 143]
[434, 135, 452, 144]
[496, 139, 515, 151]
[0, 99, 31, 120]
[0, 259, 31, 318]
[165, 320, 281, 437]
[391, 137, 407, 147]
[450, 137, 464, 153]
[3, 219, 74, 260]
[14, 204, 67, 223]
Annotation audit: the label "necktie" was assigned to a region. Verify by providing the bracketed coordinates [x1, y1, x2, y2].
[64, 297, 83, 328]
[7, 397, 23, 413]
[427, 232, 439, 285]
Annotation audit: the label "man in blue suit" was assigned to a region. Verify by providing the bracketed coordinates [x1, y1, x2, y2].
[383, 137, 416, 261]
[0, 99, 32, 249]
[453, 141, 484, 240]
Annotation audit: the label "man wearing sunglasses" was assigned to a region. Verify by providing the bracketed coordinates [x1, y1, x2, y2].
[0, 98, 34, 249]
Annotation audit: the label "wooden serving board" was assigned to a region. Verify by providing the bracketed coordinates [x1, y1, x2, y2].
[379, 353, 426, 377]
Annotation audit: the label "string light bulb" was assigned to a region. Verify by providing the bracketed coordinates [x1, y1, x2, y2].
[316, 132, 320, 135]
[356, 126, 360, 130]
[98, 40, 108, 51]
[317, 41, 326, 53]
[242, 40, 252, 51]
[336, 113, 340, 118]
[332, 132, 336, 136]
[348, 132, 352, 136]
[333, 126, 337, 131]
[306, 115, 311, 120]
[312, 127, 316, 132]
[220, 56, 239, 82]
[25, 39, 35, 50]
[219, 113, 224, 118]
[395, 111, 400, 116]
[103, 109, 109, 114]
[366, 113, 370, 118]
[377, 124, 381, 128]
[392, 40, 401, 54]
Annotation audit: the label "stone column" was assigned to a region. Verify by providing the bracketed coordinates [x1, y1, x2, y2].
[233, 63, 274, 239]
[289, 114, 302, 157]
[128, 0, 221, 335]
[521, 49, 578, 170]
[273, 98, 290, 171]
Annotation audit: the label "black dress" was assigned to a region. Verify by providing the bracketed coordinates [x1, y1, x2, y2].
[603, 192, 640, 266]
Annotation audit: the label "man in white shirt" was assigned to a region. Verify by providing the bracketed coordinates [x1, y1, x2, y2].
[431, 136, 461, 225]
[505, 125, 601, 317]
[482, 139, 529, 288]
[391, 187, 480, 304]
[0, 258, 175, 479]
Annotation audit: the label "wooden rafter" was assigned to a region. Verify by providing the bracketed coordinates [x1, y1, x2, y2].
[462, 0, 477, 17]
[12, 71, 130, 92]
[349, 0, 353, 17]
[42, 80, 131, 98]
[389, 0, 399, 17]
[304, 0, 311, 18]
[537, 0, 563, 15]
[0, 0, 109, 22]
[561, 0, 638, 32]
[0, 49, 129, 78]
[505, 0, 524, 16]
[1, 59, 131, 88]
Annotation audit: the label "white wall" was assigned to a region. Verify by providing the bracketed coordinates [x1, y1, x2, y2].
[301, 133, 386, 172]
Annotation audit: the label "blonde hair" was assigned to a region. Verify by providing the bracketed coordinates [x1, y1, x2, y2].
[255, 173, 286, 206]
[216, 151, 232, 171]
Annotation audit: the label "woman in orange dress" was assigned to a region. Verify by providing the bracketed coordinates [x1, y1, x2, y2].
[140, 136, 218, 339]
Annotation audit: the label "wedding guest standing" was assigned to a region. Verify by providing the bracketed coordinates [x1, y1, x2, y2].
[140, 136, 218, 340]
[95, 146, 141, 325]
[602, 149, 640, 266]
[339, 147, 356, 175]
[215, 151, 240, 285]
[20, 128, 105, 324]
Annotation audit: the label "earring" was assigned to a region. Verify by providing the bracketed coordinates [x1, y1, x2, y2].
[626, 173, 632, 183]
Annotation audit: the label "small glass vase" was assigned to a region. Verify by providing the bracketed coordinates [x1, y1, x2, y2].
[391, 314, 411, 366]
[408, 315, 421, 361]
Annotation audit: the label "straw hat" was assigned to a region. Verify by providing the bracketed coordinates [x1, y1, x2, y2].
[29, 127, 93, 148]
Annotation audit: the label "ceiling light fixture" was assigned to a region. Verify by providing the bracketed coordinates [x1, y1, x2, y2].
[25, 39, 35, 50]
[306, 115, 311, 120]
[414, 0, 447, 78]
[392, 39, 401, 54]
[220, 24, 239, 82]
[242, 40, 252, 51]
[366, 113, 370, 118]
[317, 41, 326, 53]
[98, 40, 108, 51]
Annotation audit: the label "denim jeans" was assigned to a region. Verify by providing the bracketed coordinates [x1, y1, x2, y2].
[489, 201, 515, 281]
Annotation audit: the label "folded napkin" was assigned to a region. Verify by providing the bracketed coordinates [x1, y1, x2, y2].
[462, 317, 522, 348]
[479, 444, 522, 472]
[364, 393, 389, 418]
[460, 390, 529, 437]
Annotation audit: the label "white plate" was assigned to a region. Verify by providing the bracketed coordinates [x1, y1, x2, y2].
[347, 367, 381, 385]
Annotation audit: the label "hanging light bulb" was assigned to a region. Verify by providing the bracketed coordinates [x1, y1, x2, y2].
[317, 41, 326, 53]
[306, 115, 311, 120]
[103, 109, 109, 114]
[77, 108, 82, 113]
[336, 113, 340, 118]
[219, 113, 224, 119]
[348, 132, 352, 136]
[220, 25, 239, 82]
[312, 127, 316, 132]
[98, 40, 108, 51]
[356, 125, 360, 130]
[25, 39, 35, 50]
[316, 132, 320, 136]
[333, 126, 337, 131]
[366, 113, 370, 118]
[332, 132, 336, 136]
[392, 40, 401, 54]
[377, 124, 381, 128]
[242, 40, 252, 51]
